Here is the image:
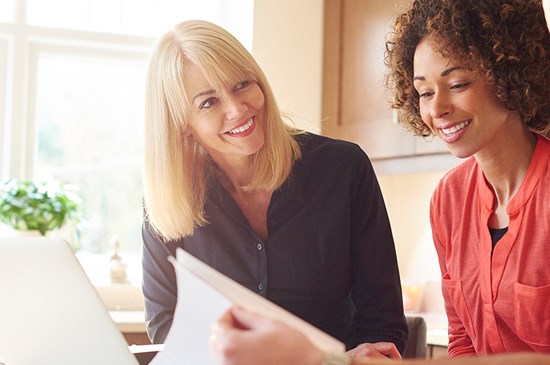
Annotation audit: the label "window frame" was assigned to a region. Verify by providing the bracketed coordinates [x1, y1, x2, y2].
[1, 11, 155, 182]
[0, 0, 255, 286]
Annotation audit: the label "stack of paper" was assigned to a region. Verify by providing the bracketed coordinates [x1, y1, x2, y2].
[150, 248, 345, 364]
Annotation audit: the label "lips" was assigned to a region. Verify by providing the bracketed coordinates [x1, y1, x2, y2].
[226, 117, 255, 136]
[440, 120, 471, 136]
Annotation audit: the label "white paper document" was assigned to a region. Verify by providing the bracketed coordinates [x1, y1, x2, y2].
[150, 248, 345, 365]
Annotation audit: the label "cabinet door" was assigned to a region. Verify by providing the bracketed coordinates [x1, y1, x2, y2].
[322, 0, 448, 159]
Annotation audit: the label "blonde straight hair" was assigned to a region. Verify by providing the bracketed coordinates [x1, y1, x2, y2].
[143, 20, 301, 241]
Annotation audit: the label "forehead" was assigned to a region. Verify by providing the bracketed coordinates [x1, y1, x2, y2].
[414, 35, 485, 79]
[414, 39, 447, 74]
[181, 57, 254, 98]
[182, 60, 212, 96]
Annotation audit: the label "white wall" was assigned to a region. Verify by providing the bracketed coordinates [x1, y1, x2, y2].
[252, 0, 324, 133]
[378, 171, 444, 282]
[378, 171, 447, 313]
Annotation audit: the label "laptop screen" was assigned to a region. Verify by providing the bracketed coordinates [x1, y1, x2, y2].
[0, 237, 138, 365]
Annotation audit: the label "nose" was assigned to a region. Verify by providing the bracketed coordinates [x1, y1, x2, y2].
[429, 92, 451, 119]
[224, 94, 248, 121]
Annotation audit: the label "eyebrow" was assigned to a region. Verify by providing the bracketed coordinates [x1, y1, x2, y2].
[413, 66, 464, 81]
[192, 89, 216, 104]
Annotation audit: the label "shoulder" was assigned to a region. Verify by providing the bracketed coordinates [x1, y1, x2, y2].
[295, 132, 368, 165]
[431, 157, 478, 206]
[536, 133, 550, 153]
[290, 133, 376, 190]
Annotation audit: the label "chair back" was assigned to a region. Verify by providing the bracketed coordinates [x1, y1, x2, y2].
[402, 316, 427, 359]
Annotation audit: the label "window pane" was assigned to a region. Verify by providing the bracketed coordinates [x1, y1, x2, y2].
[26, 0, 254, 49]
[34, 52, 147, 254]
[26, 0, 89, 30]
[0, 0, 16, 23]
[0, 39, 8, 178]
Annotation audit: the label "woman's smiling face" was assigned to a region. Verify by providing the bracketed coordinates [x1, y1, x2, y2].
[412, 37, 519, 159]
[183, 60, 266, 165]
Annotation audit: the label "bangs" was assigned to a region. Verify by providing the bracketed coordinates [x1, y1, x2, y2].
[203, 59, 256, 91]
[183, 41, 258, 93]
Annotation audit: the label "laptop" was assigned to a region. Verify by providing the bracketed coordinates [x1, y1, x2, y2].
[0, 236, 139, 365]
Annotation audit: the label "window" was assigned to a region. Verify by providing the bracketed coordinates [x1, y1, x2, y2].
[25, 0, 253, 40]
[34, 49, 147, 254]
[0, 1, 15, 23]
[1, 0, 253, 282]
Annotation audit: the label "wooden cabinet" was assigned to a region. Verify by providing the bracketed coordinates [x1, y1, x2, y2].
[123, 332, 151, 346]
[322, 0, 451, 166]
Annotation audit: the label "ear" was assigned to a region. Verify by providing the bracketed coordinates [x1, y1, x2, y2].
[182, 130, 196, 146]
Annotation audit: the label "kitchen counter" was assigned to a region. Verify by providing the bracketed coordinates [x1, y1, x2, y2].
[109, 310, 146, 333]
[418, 311, 448, 347]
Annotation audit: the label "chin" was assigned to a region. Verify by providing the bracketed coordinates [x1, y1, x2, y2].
[448, 148, 474, 160]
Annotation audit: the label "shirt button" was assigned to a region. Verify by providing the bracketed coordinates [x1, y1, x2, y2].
[258, 283, 264, 291]
[256, 243, 263, 251]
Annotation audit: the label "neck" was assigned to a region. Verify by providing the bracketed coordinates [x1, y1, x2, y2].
[476, 127, 537, 205]
[213, 158, 255, 193]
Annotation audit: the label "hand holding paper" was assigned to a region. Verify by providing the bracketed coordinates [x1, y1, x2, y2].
[149, 248, 345, 365]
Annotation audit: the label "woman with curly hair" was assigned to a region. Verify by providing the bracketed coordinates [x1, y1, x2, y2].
[385, 0, 550, 358]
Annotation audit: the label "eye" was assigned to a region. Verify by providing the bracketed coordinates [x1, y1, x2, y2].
[413, 83, 433, 99]
[450, 82, 470, 90]
[418, 90, 434, 98]
[234, 80, 251, 91]
[199, 97, 218, 109]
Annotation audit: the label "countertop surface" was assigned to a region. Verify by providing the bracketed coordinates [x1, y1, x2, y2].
[110, 309, 449, 347]
[416, 311, 448, 347]
[109, 310, 146, 333]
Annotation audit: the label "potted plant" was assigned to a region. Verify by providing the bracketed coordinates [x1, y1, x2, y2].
[0, 178, 81, 236]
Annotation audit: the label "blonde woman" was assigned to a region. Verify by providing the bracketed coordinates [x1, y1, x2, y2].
[141, 20, 407, 357]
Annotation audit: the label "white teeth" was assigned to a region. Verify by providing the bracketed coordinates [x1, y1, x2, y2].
[441, 120, 471, 135]
[228, 118, 254, 134]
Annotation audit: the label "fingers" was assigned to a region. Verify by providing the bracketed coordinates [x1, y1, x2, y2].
[209, 319, 224, 364]
[210, 310, 245, 365]
[211, 306, 328, 365]
[347, 345, 387, 359]
[228, 306, 267, 330]
[215, 308, 236, 331]
[210, 307, 271, 365]
[347, 342, 401, 359]
[371, 342, 401, 359]
[210, 308, 242, 364]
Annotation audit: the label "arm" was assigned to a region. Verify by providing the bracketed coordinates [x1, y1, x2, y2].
[141, 221, 178, 343]
[348, 149, 407, 353]
[212, 307, 550, 365]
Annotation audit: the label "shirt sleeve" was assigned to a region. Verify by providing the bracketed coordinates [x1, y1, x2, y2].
[430, 188, 476, 357]
[348, 148, 408, 353]
[141, 221, 178, 344]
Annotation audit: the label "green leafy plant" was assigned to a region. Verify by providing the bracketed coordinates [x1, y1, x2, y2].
[0, 179, 82, 236]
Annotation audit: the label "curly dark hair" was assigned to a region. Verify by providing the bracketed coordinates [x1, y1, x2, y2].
[385, 0, 550, 137]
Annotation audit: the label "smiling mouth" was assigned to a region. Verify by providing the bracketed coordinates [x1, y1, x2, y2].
[441, 120, 471, 136]
[226, 118, 254, 135]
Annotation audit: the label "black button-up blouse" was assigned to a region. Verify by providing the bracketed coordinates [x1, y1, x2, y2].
[142, 132, 408, 352]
